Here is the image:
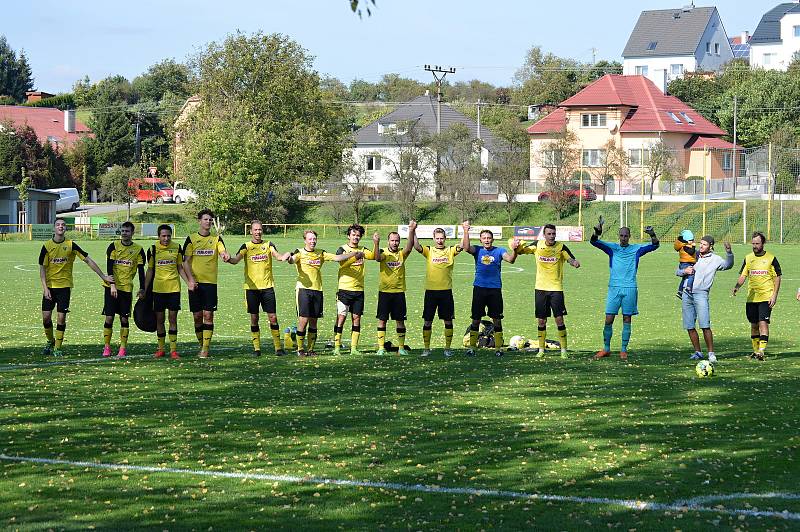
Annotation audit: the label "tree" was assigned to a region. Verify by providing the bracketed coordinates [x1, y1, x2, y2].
[770, 125, 799, 194]
[132, 59, 193, 103]
[384, 119, 435, 221]
[99, 165, 138, 219]
[337, 149, 371, 224]
[433, 123, 484, 220]
[89, 91, 135, 169]
[491, 119, 529, 224]
[0, 36, 33, 102]
[588, 140, 628, 200]
[349, 0, 375, 17]
[643, 140, 681, 199]
[538, 128, 580, 219]
[179, 31, 350, 226]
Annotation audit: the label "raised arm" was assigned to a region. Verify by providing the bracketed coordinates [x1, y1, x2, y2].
[590, 215, 604, 245]
[644, 225, 659, 246]
[372, 232, 381, 261]
[502, 237, 520, 263]
[461, 221, 475, 255]
[403, 220, 417, 257]
[719, 242, 734, 271]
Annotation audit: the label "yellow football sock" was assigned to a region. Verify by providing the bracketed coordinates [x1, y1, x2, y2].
[557, 326, 568, 349]
[758, 335, 768, 353]
[334, 326, 343, 349]
[270, 324, 282, 351]
[469, 329, 479, 348]
[55, 325, 65, 349]
[351, 325, 361, 350]
[494, 330, 503, 349]
[397, 328, 406, 348]
[751, 335, 760, 352]
[296, 330, 306, 352]
[307, 328, 317, 352]
[423, 327, 432, 349]
[120, 326, 129, 349]
[251, 326, 261, 352]
[202, 325, 213, 351]
[195, 326, 204, 345]
[444, 325, 454, 349]
[44, 324, 54, 344]
[103, 326, 113, 347]
[537, 327, 546, 350]
[168, 330, 177, 352]
[377, 327, 386, 349]
[157, 334, 166, 351]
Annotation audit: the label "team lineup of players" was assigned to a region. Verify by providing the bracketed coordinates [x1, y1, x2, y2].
[37, 210, 783, 360]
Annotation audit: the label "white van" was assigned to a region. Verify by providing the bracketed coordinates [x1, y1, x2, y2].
[48, 188, 80, 213]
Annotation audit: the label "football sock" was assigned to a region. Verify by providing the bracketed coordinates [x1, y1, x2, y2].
[423, 325, 432, 350]
[195, 325, 204, 345]
[537, 326, 546, 350]
[307, 328, 317, 352]
[396, 327, 406, 347]
[168, 329, 178, 352]
[202, 324, 213, 351]
[120, 326, 129, 349]
[270, 323, 281, 351]
[603, 323, 613, 352]
[251, 325, 261, 352]
[296, 329, 306, 352]
[758, 334, 768, 353]
[444, 323, 453, 349]
[333, 325, 343, 349]
[350, 325, 361, 349]
[557, 325, 567, 350]
[621, 322, 632, 352]
[103, 326, 113, 347]
[751, 334, 760, 352]
[157, 333, 166, 351]
[55, 323, 66, 349]
[469, 324, 479, 348]
[493, 326, 503, 349]
[43, 321, 54, 344]
[377, 326, 386, 349]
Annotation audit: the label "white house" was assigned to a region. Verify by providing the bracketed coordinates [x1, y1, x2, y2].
[345, 93, 498, 195]
[622, 6, 734, 92]
[750, 2, 800, 70]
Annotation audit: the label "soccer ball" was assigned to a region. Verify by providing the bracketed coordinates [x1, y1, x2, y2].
[509, 335, 527, 350]
[695, 360, 715, 378]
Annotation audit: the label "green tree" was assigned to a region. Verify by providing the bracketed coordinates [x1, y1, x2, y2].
[588, 139, 629, 200]
[512, 46, 582, 106]
[433, 123, 484, 220]
[538, 128, 580, 219]
[89, 90, 135, 169]
[643, 141, 681, 199]
[491, 118, 530, 224]
[99, 165, 138, 219]
[179, 31, 349, 226]
[132, 59, 193, 103]
[383, 119, 435, 221]
[0, 36, 33, 102]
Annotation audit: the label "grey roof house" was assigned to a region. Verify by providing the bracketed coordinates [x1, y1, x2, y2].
[749, 2, 800, 70]
[622, 6, 734, 92]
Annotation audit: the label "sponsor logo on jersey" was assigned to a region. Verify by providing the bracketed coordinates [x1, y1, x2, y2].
[386, 261, 401, 268]
[195, 249, 214, 256]
[481, 255, 496, 265]
[157, 259, 176, 266]
[431, 256, 449, 264]
[51, 257, 68, 264]
[305, 258, 321, 266]
[750, 269, 768, 275]
[250, 254, 268, 262]
[114, 259, 133, 266]
[538, 256, 558, 263]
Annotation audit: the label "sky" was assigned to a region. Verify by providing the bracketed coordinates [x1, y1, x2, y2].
[3, 0, 785, 94]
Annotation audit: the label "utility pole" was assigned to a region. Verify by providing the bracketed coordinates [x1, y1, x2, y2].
[732, 94, 738, 199]
[134, 111, 141, 164]
[590, 47, 598, 65]
[476, 99, 482, 140]
[424, 65, 456, 134]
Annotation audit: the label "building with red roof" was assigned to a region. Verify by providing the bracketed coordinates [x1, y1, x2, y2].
[527, 74, 741, 194]
[0, 106, 92, 150]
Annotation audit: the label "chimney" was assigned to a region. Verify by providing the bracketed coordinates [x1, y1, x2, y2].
[741, 31, 749, 43]
[64, 109, 76, 133]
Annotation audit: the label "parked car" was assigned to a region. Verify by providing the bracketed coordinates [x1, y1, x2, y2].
[538, 187, 597, 202]
[48, 187, 80, 212]
[128, 177, 174, 204]
[172, 181, 197, 204]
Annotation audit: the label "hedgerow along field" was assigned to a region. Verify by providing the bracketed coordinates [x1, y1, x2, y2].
[1, 236, 799, 530]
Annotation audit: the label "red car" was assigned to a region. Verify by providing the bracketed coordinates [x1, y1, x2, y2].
[538, 187, 597, 202]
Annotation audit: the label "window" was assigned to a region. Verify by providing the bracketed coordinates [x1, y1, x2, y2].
[794, 25, 800, 37]
[679, 112, 695, 124]
[642, 149, 651, 165]
[670, 64, 684, 76]
[667, 111, 682, 124]
[722, 152, 733, 170]
[582, 149, 606, 167]
[366, 155, 381, 171]
[542, 150, 563, 167]
[647, 41, 658, 51]
[714, 42, 720, 55]
[400, 153, 418, 171]
[580, 113, 607, 127]
[635, 65, 648, 76]
[628, 149, 642, 167]
[706, 42, 711, 54]
[763, 53, 777, 65]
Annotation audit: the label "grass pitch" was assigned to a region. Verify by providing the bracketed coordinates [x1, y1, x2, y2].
[1, 237, 799, 530]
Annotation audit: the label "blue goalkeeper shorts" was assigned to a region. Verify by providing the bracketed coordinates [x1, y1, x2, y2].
[605, 286, 638, 316]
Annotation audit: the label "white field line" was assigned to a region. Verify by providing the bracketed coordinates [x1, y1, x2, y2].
[0, 454, 797, 521]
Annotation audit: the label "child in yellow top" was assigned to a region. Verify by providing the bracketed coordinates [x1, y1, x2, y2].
[675, 229, 696, 298]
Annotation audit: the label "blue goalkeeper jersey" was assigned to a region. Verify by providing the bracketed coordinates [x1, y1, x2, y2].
[473, 246, 506, 288]
[591, 239, 659, 288]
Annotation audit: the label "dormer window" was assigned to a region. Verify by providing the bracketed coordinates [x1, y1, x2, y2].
[679, 112, 695, 124]
[667, 111, 682, 124]
[647, 41, 658, 51]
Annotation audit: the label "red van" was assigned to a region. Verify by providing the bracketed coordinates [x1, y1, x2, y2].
[128, 177, 174, 203]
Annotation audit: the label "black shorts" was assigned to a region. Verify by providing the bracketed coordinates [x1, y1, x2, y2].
[535, 289, 567, 319]
[102, 286, 133, 317]
[246, 288, 277, 314]
[376, 291, 407, 321]
[423, 289, 455, 321]
[746, 301, 771, 324]
[471, 286, 504, 320]
[189, 282, 218, 313]
[297, 288, 324, 318]
[153, 292, 181, 312]
[336, 289, 365, 316]
[42, 287, 71, 313]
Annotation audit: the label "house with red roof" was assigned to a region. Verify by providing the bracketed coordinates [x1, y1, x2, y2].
[528, 74, 739, 194]
[0, 106, 92, 150]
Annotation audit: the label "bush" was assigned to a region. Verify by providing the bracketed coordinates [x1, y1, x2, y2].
[775, 169, 797, 194]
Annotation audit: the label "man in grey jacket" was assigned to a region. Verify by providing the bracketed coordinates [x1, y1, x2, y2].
[678, 235, 733, 363]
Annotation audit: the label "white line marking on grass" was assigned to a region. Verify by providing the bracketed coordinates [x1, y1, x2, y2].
[0, 454, 797, 521]
[13, 264, 38, 272]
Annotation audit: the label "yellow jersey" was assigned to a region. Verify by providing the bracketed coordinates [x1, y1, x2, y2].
[421, 245, 460, 291]
[740, 251, 781, 302]
[513, 239, 574, 292]
[147, 242, 184, 294]
[292, 248, 338, 291]
[105, 241, 145, 292]
[38, 239, 88, 289]
[378, 248, 408, 293]
[336, 244, 375, 292]
[183, 232, 226, 284]
[238, 240, 277, 290]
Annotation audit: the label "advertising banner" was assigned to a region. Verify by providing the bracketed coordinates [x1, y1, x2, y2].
[456, 225, 503, 238]
[513, 225, 584, 242]
[397, 224, 456, 239]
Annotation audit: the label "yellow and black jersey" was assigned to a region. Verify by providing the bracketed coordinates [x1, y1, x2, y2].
[147, 242, 184, 294]
[183, 232, 226, 284]
[378, 248, 408, 293]
[740, 251, 782, 302]
[238, 240, 277, 290]
[421, 245, 460, 291]
[38, 239, 88, 289]
[291, 248, 338, 291]
[335, 244, 375, 292]
[513, 239, 574, 292]
[105, 241, 145, 292]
